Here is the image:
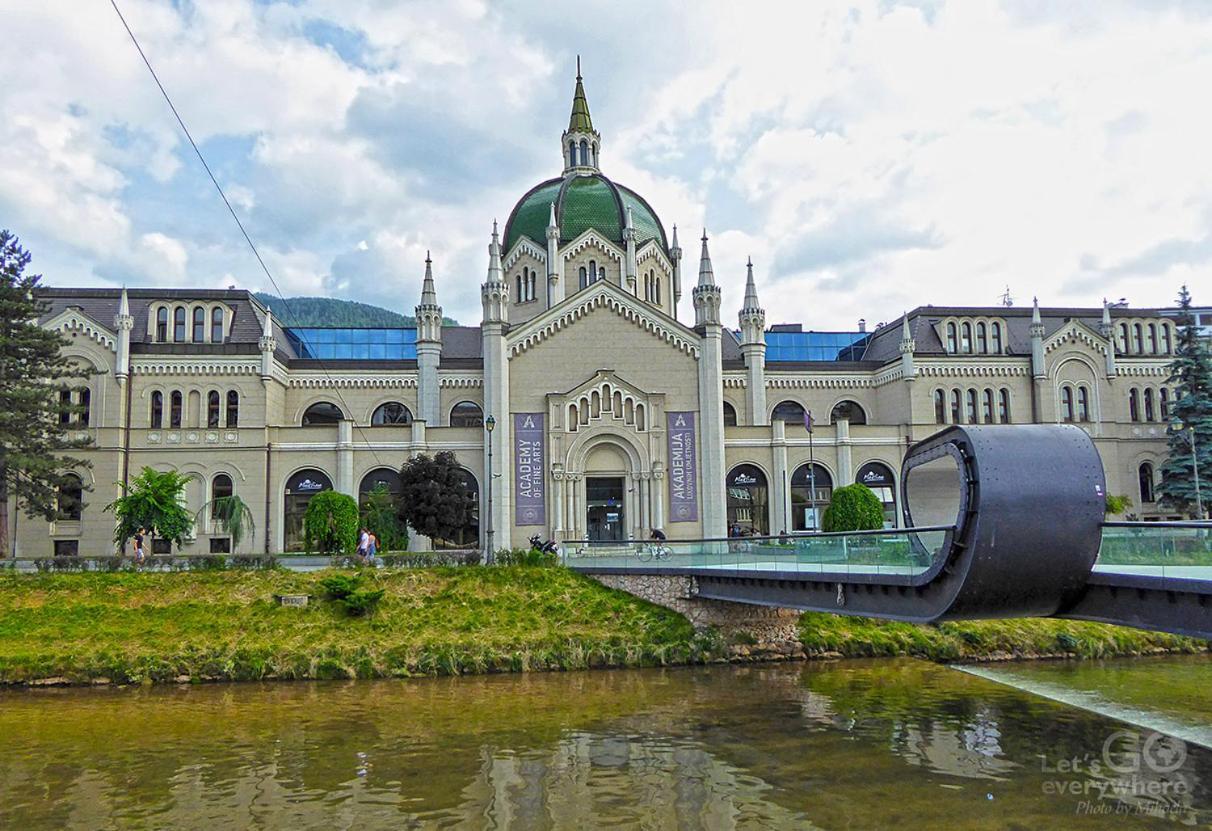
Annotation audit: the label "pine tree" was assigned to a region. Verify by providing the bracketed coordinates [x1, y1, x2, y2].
[1158, 285, 1212, 518]
[0, 230, 92, 556]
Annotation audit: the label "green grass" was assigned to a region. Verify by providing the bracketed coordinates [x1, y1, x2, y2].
[0, 568, 710, 684]
[797, 612, 1207, 662]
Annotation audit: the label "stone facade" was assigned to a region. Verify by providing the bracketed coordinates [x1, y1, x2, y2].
[10, 69, 1185, 559]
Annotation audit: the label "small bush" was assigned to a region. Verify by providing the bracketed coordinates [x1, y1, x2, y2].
[821, 484, 885, 532]
[495, 547, 559, 567]
[319, 573, 360, 600]
[319, 573, 385, 616]
[304, 491, 359, 555]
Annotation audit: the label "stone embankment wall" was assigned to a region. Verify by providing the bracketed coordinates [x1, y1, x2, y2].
[590, 573, 805, 661]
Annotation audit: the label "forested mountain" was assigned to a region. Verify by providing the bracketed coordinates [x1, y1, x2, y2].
[253, 293, 458, 327]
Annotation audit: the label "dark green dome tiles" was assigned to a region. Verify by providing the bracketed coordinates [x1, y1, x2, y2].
[503, 173, 668, 255]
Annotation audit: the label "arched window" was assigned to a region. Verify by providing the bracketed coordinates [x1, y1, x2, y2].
[1147, 323, 1158, 354]
[976, 322, 988, 353]
[1118, 322, 1129, 354]
[1129, 388, 1140, 422]
[1132, 323, 1143, 354]
[790, 463, 833, 532]
[516, 272, 523, 301]
[934, 389, 947, 424]
[58, 388, 72, 425]
[723, 402, 738, 427]
[1061, 385, 1075, 422]
[1159, 388, 1169, 421]
[588, 259, 598, 284]
[990, 322, 1003, 354]
[283, 468, 333, 551]
[301, 402, 343, 426]
[982, 389, 994, 423]
[156, 307, 168, 341]
[1138, 462, 1155, 504]
[207, 391, 221, 428]
[727, 464, 770, 536]
[966, 388, 979, 423]
[226, 391, 239, 428]
[569, 141, 576, 166]
[946, 322, 958, 353]
[173, 306, 186, 342]
[999, 388, 1011, 423]
[1162, 325, 1172, 354]
[580, 139, 589, 166]
[57, 473, 83, 521]
[78, 388, 91, 428]
[371, 402, 412, 425]
[450, 401, 484, 428]
[960, 322, 972, 353]
[151, 391, 163, 428]
[192, 307, 205, 342]
[1144, 388, 1155, 422]
[830, 400, 867, 425]
[211, 473, 233, 517]
[211, 307, 224, 342]
[1077, 386, 1090, 422]
[951, 389, 963, 424]
[530, 269, 537, 301]
[771, 400, 807, 425]
[656, 276, 661, 304]
[170, 391, 183, 429]
[579, 266, 588, 289]
[856, 462, 897, 528]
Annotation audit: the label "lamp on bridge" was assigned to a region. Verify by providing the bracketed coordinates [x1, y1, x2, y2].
[485, 414, 496, 564]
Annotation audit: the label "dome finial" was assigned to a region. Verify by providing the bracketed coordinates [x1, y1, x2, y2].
[577, 54, 582, 80]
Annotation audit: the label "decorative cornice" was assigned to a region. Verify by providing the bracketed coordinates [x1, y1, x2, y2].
[1116, 364, 1171, 377]
[503, 237, 547, 271]
[766, 376, 874, 389]
[508, 283, 700, 358]
[562, 229, 624, 264]
[916, 363, 1030, 378]
[134, 360, 259, 376]
[288, 375, 418, 389]
[722, 375, 747, 388]
[439, 375, 484, 388]
[43, 309, 117, 353]
[635, 241, 673, 275]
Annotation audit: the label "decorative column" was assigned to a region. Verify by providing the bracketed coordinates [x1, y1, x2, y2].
[639, 473, 651, 534]
[771, 418, 789, 533]
[552, 469, 565, 539]
[415, 253, 444, 426]
[114, 287, 133, 384]
[899, 313, 916, 381]
[337, 419, 355, 498]
[482, 222, 512, 549]
[836, 419, 852, 484]
[546, 202, 561, 308]
[692, 231, 728, 539]
[1030, 297, 1046, 422]
[1100, 300, 1117, 378]
[650, 467, 665, 530]
[670, 225, 683, 322]
[738, 258, 767, 425]
[259, 308, 276, 381]
[623, 207, 638, 295]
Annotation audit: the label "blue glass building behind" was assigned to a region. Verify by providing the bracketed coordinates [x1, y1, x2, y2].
[285, 327, 418, 360]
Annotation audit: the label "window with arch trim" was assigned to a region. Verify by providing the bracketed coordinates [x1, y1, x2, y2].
[211, 307, 224, 342]
[207, 391, 221, 428]
[990, 321, 1003, 354]
[1139, 462, 1155, 503]
[302, 402, 343, 426]
[173, 306, 186, 342]
[1129, 388, 1140, 422]
[371, 402, 412, 425]
[1118, 322, 1129, 354]
[1060, 385, 1075, 422]
[450, 401, 483, 428]
[192, 307, 205, 342]
[580, 139, 589, 166]
[57, 473, 83, 521]
[999, 388, 1011, 423]
[771, 400, 807, 424]
[982, 389, 994, 423]
[226, 391, 239, 428]
[946, 322, 957, 353]
[830, 400, 867, 425]
[151, 391, 163, 428]
[1147, 323, 1158, 354]
[211, 473, 233, 519]
[976, 322, 987, 353]
[1144, 388, 1155, 422]
[156, 306, 168, 341]
[170, 391, 183, 428]
[934, 389, 947, 424]
[1077, 386, 1090, 422]
[966, 389, 979, 423]
[1162, 325, 1172, 354]
[579, 266, 588, 290]
[1132, 323, 1143, 353]
[960, 322, 972, 353]
[723, 401, 738, 427]
[1159, 388, 1169, 421]
[951, 389, 963, 424]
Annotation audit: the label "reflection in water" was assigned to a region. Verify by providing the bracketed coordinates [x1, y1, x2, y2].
[0, 659, 1209, 828]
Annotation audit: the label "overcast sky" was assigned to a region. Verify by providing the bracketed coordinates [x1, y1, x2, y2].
[3, 0, 1210, 328]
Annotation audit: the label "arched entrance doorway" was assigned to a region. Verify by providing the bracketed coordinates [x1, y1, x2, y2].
[584, 441, 630, 542]
[791, 463, 833, 531]
[726, 464, 769, 536]
[283, 468, 332, 552]
[856, 461, 897, 528]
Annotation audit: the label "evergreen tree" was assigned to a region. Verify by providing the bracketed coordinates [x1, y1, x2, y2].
[397, 452, 475, 544]
[0, 230, 92, 556]
[1158, 285, 1212, 518]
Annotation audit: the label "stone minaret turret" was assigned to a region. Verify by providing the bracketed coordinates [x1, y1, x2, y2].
[738, 257, 767, 425]
[899, 312, 916, 380]
[415, 252, 444, 426]
[481, 221, 512, 551]
[1030, 297, 1046, 378]
[114, 287, 133, 383]
[1100, 299, 1117, 377]
[546, 201, 561, 308]
[623, 206, 638, 295]
[670, 224, 683, 321]
[692, 231, 727, 538]
[561, 58, 601, 175]
[259, 306, 276, 380]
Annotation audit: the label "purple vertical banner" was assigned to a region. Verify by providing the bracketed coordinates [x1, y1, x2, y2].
[666, 411, 699, 522]
[513, 412, 546, 526]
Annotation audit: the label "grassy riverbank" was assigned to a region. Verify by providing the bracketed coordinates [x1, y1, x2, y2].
[0, 569, 1204, 685]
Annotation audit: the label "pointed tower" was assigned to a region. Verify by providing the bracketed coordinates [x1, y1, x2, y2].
[259, 306, 276, 380]
[738, 257, 767, 425]
[1100, 299, 1117, 377]
[692, 231, 727, 537]
[561, 58, 602, 174]
[1030, 297, 1046, 379]
[623, 206, 638, 294]
[416, 252, 444, 426]
[670, 224, 683, 321]
[899, 312, 916, 380]
[481, 221, 512, 553]
[546, 201, 561, 308]
[114, 287, 133, 383]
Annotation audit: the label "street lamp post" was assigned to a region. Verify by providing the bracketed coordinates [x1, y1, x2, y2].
[1191, 426, 1205, 521]
[485, 414, 496, 563]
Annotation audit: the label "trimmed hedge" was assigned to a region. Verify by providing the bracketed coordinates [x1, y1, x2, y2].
[821, 483, 884, 532]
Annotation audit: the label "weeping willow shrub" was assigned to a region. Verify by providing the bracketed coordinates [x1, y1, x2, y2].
[196, 495, 257, 553]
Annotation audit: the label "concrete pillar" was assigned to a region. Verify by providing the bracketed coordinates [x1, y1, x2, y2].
[836, 418, 852, 484]
[771, 419, 789, 534]
[416, 346, 441, 426]
[639, 474, 651, 534]
[553, 472, 565, 539]
[337, 419, 355, 498]
[652, 469, 665, 530]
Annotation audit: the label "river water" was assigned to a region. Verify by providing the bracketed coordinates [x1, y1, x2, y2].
[1, 657, 1209, 829]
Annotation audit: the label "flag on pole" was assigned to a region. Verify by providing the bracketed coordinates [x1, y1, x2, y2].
[803, 409, 814, 433]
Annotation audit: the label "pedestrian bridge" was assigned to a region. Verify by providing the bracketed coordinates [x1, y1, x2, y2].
[567, 425, 1212, 641]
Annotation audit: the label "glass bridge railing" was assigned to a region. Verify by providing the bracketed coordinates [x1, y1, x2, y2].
[1097, 522, 1212, 581]
[563, 526, 952, 578]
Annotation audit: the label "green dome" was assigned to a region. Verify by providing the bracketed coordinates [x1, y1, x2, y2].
[503, 173, 668, 255]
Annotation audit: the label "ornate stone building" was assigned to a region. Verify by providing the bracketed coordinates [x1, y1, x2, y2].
[15, 70, 1182, 557]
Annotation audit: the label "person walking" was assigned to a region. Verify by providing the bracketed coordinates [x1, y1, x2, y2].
[133, 528, 146, 565]
[367, 531, 378, 564]
[357, 527, 370, 564]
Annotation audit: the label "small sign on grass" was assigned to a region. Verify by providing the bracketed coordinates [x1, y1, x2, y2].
[275, 594, 310, 608]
